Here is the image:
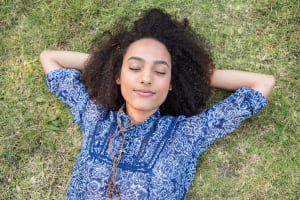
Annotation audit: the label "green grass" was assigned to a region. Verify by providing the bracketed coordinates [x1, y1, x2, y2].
[1, 0, 299, 199]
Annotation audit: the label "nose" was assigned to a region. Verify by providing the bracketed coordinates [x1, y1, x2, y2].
[140, 69, 152, 84]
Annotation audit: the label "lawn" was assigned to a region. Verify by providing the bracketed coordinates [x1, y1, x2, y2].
[1, 0, 299, 199]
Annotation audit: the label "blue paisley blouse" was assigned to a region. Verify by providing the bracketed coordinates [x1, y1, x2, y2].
[47, 69, 267, 200]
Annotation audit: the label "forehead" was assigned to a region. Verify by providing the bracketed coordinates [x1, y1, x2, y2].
[124, 38, 171, 62]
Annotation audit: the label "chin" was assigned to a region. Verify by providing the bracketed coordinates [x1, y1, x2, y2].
[131, 102, 160, 113]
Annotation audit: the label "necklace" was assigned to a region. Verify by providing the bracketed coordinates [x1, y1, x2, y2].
[107, 105, 135, 200]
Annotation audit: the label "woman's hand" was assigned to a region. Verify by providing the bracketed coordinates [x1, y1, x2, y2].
[211, 69, 276, 97]
[40, 50, 90, 74]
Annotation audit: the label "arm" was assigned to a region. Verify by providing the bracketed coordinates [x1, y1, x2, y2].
[40, 50, 90, 74]
[211, 69, 275, 98]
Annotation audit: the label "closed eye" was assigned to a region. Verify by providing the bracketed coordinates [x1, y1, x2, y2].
[155, 71, 166, 75]
[129, 66, 141, 71]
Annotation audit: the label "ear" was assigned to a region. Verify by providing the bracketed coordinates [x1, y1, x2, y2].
[115, 71, 121, 85]
[116, 78, 120, 85]
[169, 84, 172, 91]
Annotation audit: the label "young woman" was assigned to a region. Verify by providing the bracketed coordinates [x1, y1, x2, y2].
[40, 8, 275, 200]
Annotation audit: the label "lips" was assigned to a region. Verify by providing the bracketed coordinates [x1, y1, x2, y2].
[134, 89, 155, 97]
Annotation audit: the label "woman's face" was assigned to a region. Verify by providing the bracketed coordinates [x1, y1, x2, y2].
[117, 38, 172, 123]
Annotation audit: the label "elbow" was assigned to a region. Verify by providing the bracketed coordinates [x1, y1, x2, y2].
[39, 50, 60, 74]
[254, 75, 276, 98]
[39, 50, 49, 67]
[266, 75, 276, 89]
[40, 50, 50, 74]
[39, 50, 50, 64]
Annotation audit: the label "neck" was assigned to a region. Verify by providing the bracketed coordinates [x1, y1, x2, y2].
[126, 108, 157, 124]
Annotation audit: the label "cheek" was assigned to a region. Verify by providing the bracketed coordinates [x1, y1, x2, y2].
[120, 74, 133, 86]
[158, 78, 171, 95]
[119, 69, 130, 86]
[119, 73, 134, 96]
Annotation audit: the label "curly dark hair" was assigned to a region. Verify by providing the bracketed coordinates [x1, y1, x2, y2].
[83, 8, 214, 116]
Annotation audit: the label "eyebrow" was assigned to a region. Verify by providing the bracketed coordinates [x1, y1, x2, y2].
[127, 56, 170, 68]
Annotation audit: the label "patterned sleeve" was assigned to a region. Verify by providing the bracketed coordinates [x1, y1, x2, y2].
[178, 87, 268, 156]
[46, 68, 90, 125]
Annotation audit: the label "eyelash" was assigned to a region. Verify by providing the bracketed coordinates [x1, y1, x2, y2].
[129, 66, 140, 71]
[155, 71, 166, 75]
[129, 66, 166, 75]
